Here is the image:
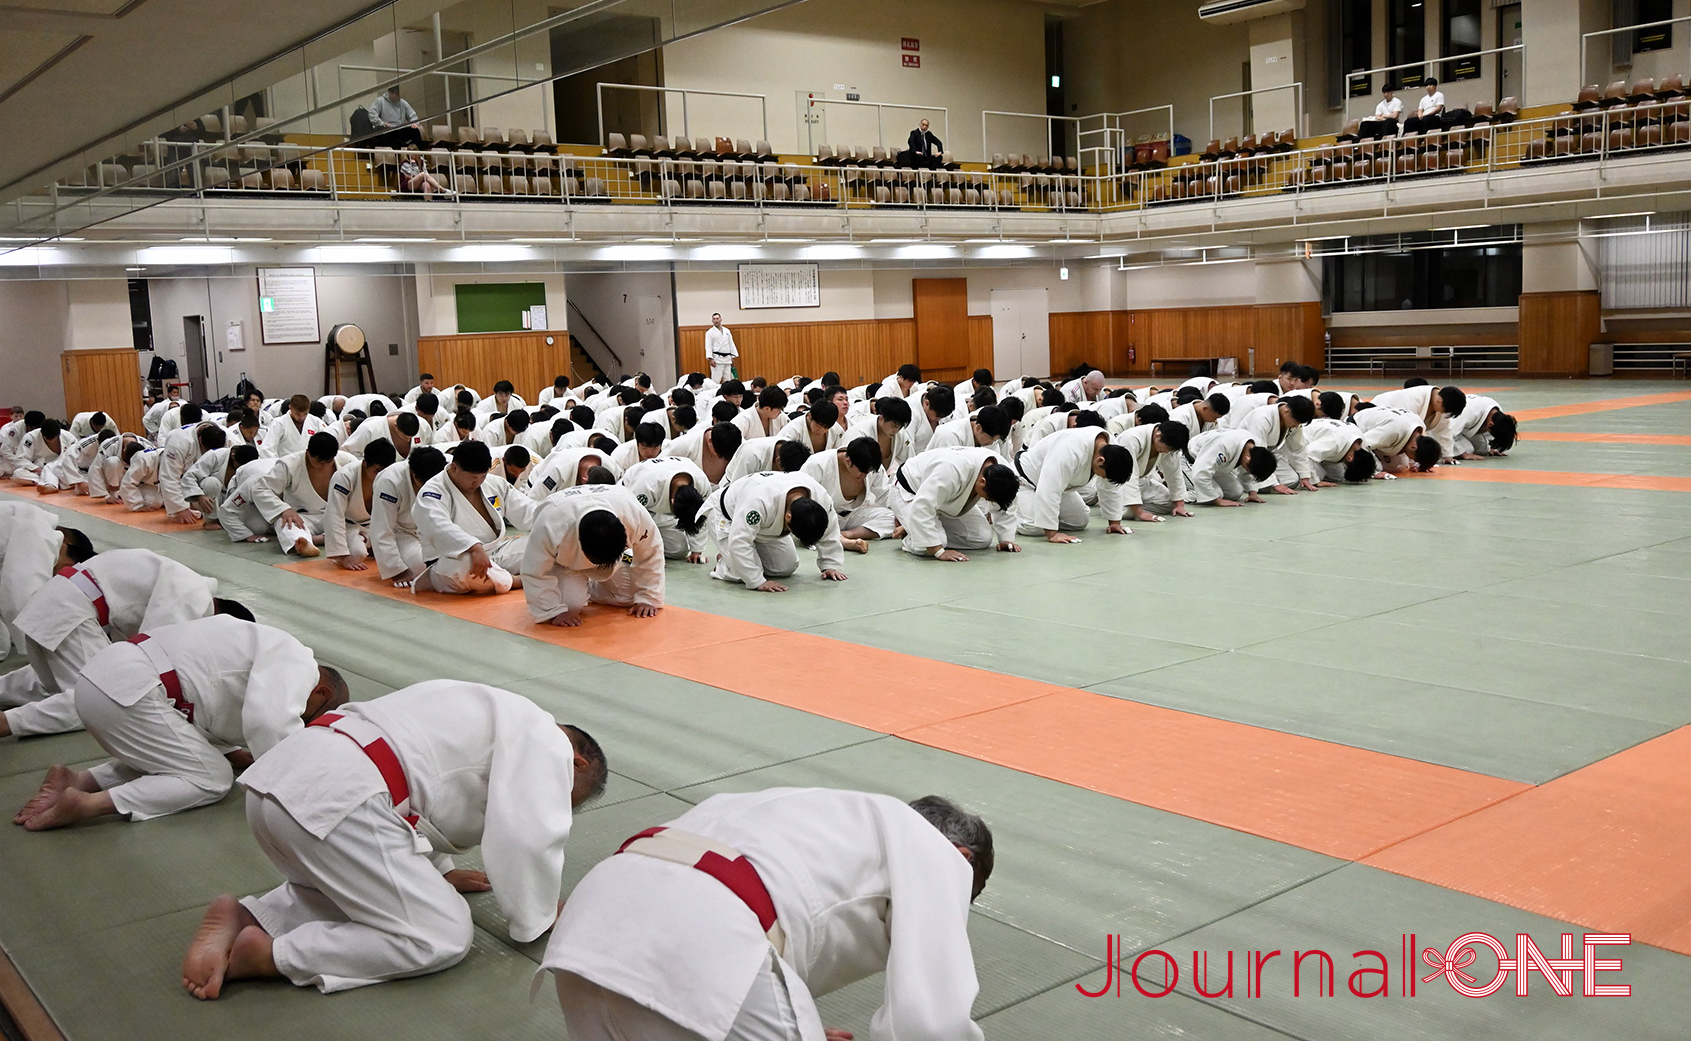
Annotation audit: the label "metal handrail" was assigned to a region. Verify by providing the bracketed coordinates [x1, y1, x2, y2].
[565, 298, 623, 372]
[800, 97, 948, 158]
[1208, 83, 1305, 142]
[1581, 14, 1691, 84]
[1341, 44, 1526, 122]
[594, 83, 770, 150]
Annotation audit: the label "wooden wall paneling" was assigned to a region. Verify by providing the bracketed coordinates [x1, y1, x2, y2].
[417, 333, 572, 402]
[1518, 291, 1601, 374]
[62, 348, 143, 434]
[678, 320, 914, 388]
[1252, 303, 1325, 373]
[1048, 311, 1116, 379]
[966, 315, 994, 378]
[912, 278, 970, 384]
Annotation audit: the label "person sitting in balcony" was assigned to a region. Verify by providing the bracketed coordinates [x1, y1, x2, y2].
[397, 148, 455, 201]
[367, 86, 424, 149]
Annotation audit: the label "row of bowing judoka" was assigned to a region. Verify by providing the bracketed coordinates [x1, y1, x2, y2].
[0, 361, 1516, 1038]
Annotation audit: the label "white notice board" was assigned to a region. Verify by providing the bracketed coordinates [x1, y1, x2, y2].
[257, 267, 321, 344]
[737, 263, 820, 309]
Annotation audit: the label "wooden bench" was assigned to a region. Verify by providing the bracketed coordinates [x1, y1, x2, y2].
[1149, 357, 1220, 378]
[1366, 353, 1465, 379]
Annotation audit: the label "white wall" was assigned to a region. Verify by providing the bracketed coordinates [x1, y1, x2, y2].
[0, 281, 72, 415]
[64, 279, 133, 351]
[565, 272, 677, 388]
[1523, 221, 1599, 293]
[660, 0, 1047, 161]
[675, 268, 874, 325]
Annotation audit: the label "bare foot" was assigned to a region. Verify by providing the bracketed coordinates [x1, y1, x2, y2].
[293, 537, 320, 558]
[22, 786, 111, 830]
[843, 537, 869, 554]
[182, 895, 256, 1000]
[224, 925, 278, 984]
[14, 764, 74, 825]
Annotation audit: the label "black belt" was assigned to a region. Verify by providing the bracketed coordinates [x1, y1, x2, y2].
[895, 467, 914, 494]
[1014, 447, 1031, 484]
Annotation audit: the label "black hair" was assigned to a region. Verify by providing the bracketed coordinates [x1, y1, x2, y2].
[368, 399, 390, 417]
[924, 385, 956, 418]
[229, 444, 260, 468]
[535, 406, 559, 421]
[588, 434, 620, 455]
[804, 386, 826, 406]
[1438, 386, 1468, 417]
[1279, 360, 1300, 375]
[308, 401, 328, 419]
[1098, 443, 1134, 484]
[820, 371, 842, 387]
[1488, 412, 1517, 452]
[1174, 386, 1203, 406]
[1354, 400, 1377, 412]
[673, 481, 707, 535]
[457, 390, 475, 409]
[502, 445, 531, 471]
[90, 411, 108, 427]
[719, 379, 745, 398]
[616, 386, 642, 406]
[876, 397, 912, 427]
[1282, 396, 1316, 425]
[672, 406, 697, 431]
[1134, 403, 1169, 425]
[1072, 410, 1106, 430]
[1039, 388, 1065, 408]
[640, 393, 664, 414]
[808, 400, 840, 428]
[973, 367, 994, 386]
[494, 380, 515, 395]
[394, 412, 421, 437]
[1246, 446, 1278, 481]
[1246, 380, 1279, 395]
[982, 463, 1020, 510]
[583, 464, 616, 486]
[24, 411, 44, 428]
[550, 418, 575, 441]
[1297, 364, 1320, 386]
[96, 428, 116, 443]
[711, 400, 739, 423]
[197, 424, 227, 451]
[672, 387, 695, 408]
[706, 423, 743, 459]
[452, 440, 493, 473]
[636, 422, 667, 448]
[758, 386, 789, 410]
[1403, 377, 1429, 388]
[1206, 393, 1232, 417]
[454, 409, 477, 432]
[503, 409, 531, 433]
[774, 439, 812, 472]
[579, 509, 627, 565]
[563, 723, 609, 803]
[57, 527, 95, 563]
[974, 405, 1011, 440]
[1156, 421, 1191, 454]
[569, 405, 596, 428]
[970, 387, 998, 411]
[1318, 391, 1346, 420]
[306, 432, 339, 461]
[1052, 401, 1078, 415]
[408, 446, 447, 482]
[1000, 397, 1025, 422]
[865, 381, 883, 397]
[1413, 435, 1442, 470]
[212, 598, 255, 621]
[896, 363, 922, 383]
[788, 497, 828, 546]
[1344, 448, 1378, 482]
[235, 408, 259, 429]
[554, 374, 572, 390]
[180, 404, 204, 423]
[844, 436, 882, 473]
[363, 438, 398, 470]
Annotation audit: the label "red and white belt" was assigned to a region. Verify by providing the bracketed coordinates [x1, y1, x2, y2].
[58, 565, 109, 626]
[308, 712, 423, 837]
[617, 826, 786, 956]
[127, 633, 191, 722]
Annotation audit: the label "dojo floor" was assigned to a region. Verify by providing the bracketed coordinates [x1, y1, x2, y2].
[3, 379, 1690, 1041]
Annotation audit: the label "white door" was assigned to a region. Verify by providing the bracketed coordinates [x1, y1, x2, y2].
[1498, 5, 1522, 105]
[636, 294, 669, 384]
[991, 288, 1050, 378]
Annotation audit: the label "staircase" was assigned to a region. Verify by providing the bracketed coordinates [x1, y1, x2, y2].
[569, 337, 604, 385]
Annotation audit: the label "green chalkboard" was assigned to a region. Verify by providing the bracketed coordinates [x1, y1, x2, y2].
[455, 282, 547, 333]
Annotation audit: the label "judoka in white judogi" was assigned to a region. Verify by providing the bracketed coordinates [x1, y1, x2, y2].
[522, 484, 664, 625]
[705, 472, 848, 591]
[888, 446, 1020, 559]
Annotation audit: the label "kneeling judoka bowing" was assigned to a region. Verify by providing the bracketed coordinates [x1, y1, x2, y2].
[13, 616, 345, 830]
[522, 483, 664, 627]
[181, 680, 606, 999]
[543, 788, 992, 1041]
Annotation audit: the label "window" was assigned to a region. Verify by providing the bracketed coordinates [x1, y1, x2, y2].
[1635, 0, 1673, 53]
[1442, 0, 1482, 82]
[1323, 241, 1523, 312]
[1388, 0, 1426, 89]
[1336, 0, 1374, 100]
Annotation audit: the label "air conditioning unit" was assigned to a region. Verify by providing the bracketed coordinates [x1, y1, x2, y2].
[1198, 0, 1306, 24]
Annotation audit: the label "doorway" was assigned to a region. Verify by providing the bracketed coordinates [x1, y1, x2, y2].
[182, 315, 209, 402]
[990, 288, 1051, 379]
[550, 12, 665, 146]
[1497, 4, 1522, 104]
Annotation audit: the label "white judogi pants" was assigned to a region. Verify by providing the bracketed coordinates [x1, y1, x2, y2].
[10, 462, 47, 486]
[276, 516, 323, 557]
[555, 953, 807, 1041]
[242, 785, 472, 993]
[1013, 488, 1090, 536]
[0, 618, 108, 736]
[655, 514, 694, 560]
[549, 564, 644, 614]
[839, 503, 897, 538]
[710, 359, 735, 383]
[425, 534, 527, 594]
[122, 484, 164, 512]
[708, 514, 799, 584]
[887, 485, 994, 554]
[74, 681, 233, 820]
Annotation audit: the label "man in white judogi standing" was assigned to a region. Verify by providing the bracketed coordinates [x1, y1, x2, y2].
[522, 484, 664, 627]
[180, 680, 607, 1000]
[706, 471, 848, 592]
[0, 548, 242, 739]
[544, 789, 993, 1041]
[13, 616, 345, 830]
[705, 313, 739, 383]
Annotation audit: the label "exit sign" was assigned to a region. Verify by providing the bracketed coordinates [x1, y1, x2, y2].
[259, 296, 275, 312]
[901, 37, 919, 51]
[902, 54, 921, 68]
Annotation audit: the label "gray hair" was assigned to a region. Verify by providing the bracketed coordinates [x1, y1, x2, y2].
[909, 795, 994, 901]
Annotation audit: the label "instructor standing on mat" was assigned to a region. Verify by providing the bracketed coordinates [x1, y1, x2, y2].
[706, 314, 739, 384]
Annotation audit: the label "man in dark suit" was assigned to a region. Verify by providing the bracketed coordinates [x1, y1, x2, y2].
[901, 119, 943, 169]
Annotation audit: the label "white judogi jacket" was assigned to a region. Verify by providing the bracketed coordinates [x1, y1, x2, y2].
[88, 435, 147, 499]
[774, 415, 841, 455]
[260, 413, 326, 458]
[1112, 424, 1187, 505]
[1238, 403, 1311, 481]
[1370, 385, 1455, 457]
[252, 450, 356, 528]
[1016, 427, 1124, 529]
[12, 548, 216, 652]
[1303, 417, 1365, 477]
[543, 787, 983, 1041]
[324, 459, 374, 558]
[622, 456, 712, 555]
[799, 449, 872, 517]
[895, 447, 1017, 549]
[733, 407, 781, 444]
[158, 425, 215, 515]
[46, 433, 107, 487]
[368, 461, 422, 580]
[68, 412, 110, 439]
[526, 447, 617, 497]
[722, 436, 791, 485]
[143, 400, 179, 438]
[80, 616, 316, 758]
[0, 419, 28, 472]
[1353, 405, 1423, 457]
[843, 417, 911, 505]
[1186, 428, 1258, 501]
[415, 470, 538, 563]
[1448, 395, 1501, 454]
[343, 416, 416, 457]
[521, 484, 663, 621]
[0, 503, 62, 624]
[1168, 402, 1216, 442]
[241, 681, 577, 944]
[11, 428, 61, 475]
[118, 446, 163, 504]
[708, 472, 846, 587]
[473, 394, 527, 417]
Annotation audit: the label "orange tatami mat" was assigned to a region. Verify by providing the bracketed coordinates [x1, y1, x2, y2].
[4, 484, 208, 534]
[1366, 726, 1691, 957]
[1405, 468, 1691, 492]
[280, 557, 1529, 864]
[1526, 432, 1691, 445]
[1513, 390, 1691, 421]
